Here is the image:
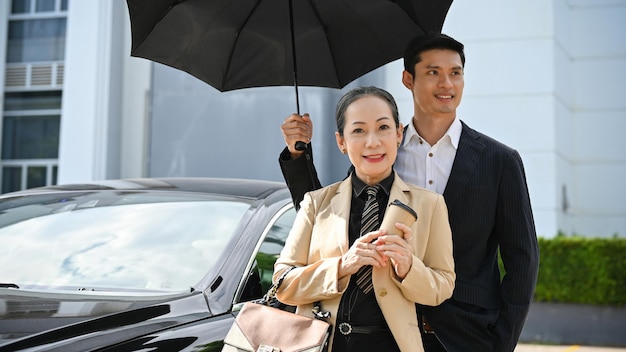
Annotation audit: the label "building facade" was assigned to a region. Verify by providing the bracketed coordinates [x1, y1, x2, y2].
[0, 0, 624, 238]
[0, 0, 67, 193]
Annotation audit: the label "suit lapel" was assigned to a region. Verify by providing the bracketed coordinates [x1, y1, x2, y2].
[443, 122, 485, 206]
[388, 172, 411, 207]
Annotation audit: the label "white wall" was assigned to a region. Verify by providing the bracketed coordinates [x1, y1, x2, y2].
[411, 0, 561, 237]
[387, 0, 626, 238]
[59, 1, 148, 183]
[567, 0, 626, 237]
[120, 5, 151, 179]
[59, 2, 105, 182]
[450, 1, 561, 238]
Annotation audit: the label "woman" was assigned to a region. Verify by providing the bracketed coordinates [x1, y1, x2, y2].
[273, 86, 455, 352]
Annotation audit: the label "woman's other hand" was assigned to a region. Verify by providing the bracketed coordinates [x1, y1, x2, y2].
[339, 231, 386, 278]
[375, 222, 414, 280]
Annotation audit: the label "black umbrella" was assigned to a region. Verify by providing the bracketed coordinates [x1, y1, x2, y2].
[126, 0, 452, 148]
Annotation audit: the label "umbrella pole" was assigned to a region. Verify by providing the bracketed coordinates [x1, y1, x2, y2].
[289, 0, 300, 115]
[289, 0, 307, 151]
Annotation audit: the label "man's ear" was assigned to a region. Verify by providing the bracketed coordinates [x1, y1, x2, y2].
[402, 70, 413, 89]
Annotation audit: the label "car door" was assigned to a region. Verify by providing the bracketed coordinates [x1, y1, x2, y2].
[236, 204, 296, 304]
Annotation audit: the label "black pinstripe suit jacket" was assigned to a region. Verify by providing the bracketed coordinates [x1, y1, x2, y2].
[278, 121, 539, 352]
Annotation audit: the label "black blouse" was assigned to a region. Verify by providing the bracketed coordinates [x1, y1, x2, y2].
[332, 172, 400, 352]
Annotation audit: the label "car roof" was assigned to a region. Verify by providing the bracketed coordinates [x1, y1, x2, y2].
[1, 177, 290, 201]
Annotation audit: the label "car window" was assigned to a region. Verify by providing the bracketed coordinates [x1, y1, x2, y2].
[0, 191, 251, 293]
[256, 206, 296, 293]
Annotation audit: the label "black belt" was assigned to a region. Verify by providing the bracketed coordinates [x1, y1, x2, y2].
[337, 322, 390, 335]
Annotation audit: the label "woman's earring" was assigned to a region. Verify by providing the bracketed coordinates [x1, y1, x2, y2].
[341, 147, 346, 154]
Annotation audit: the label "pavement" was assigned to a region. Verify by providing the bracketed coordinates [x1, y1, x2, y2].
[516, 345, 626, 352]
[520, 302, 626, 347]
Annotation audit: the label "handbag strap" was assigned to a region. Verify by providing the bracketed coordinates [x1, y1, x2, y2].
[262, 265, 294, 303]
[260, 266, 330, 320]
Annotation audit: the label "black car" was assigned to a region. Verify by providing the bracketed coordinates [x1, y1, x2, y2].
[0, 178, 296, 351]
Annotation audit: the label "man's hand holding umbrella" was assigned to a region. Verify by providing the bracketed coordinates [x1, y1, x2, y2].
[282, 114, 313, 158]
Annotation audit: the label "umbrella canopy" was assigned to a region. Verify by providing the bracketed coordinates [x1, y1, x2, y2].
[127, 0, 452, 93]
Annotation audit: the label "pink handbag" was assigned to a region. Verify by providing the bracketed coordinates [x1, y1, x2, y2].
[222, 267, 331, 352]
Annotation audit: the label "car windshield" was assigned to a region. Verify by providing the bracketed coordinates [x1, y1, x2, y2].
[0, 191, 251, 293]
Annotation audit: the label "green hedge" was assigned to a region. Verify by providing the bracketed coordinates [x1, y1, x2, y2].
[507, 236, 626, 306]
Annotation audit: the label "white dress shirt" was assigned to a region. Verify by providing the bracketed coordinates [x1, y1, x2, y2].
[395, 117, 462, 195]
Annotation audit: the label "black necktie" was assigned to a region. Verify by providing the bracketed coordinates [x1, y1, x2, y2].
[355, 186, 379, 294]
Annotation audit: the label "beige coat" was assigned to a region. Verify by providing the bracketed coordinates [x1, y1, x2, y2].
[274, 174, 455, 352]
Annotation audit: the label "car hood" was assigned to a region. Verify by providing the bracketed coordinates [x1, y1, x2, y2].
[0, 288, 213, 351]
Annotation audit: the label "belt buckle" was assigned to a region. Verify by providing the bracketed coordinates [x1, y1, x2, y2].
[338, 322, 352, 335]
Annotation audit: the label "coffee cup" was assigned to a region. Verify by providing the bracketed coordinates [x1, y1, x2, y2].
[379, 199, 418, 236]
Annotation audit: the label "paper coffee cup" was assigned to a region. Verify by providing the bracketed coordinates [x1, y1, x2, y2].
[379, 199, 418, 236]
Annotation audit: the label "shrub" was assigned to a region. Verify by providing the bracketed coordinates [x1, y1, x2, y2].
[532, 236, 626, 305]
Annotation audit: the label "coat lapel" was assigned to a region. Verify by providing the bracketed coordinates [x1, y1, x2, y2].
[328, 173, 410, 254]
[443, 122, 485, 206]
[387, 173, 412, 207]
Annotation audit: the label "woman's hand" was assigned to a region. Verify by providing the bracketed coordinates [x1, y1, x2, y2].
[339, 231, 386, 278]
[374, 222, 414, 280]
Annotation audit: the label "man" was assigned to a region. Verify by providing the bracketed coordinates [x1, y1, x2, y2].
[278, 32, 539, 352]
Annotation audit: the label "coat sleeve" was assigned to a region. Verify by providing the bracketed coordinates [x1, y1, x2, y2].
[397, 194, 456, 306]
[278, 145, 322, 210]
[494, 149, 540, 352]
[272, 191, 349, 305]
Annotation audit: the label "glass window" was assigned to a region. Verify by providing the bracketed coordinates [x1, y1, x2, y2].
[36, 0, 55, 12]
[4, 91, 62, 111]
[256, 207, 296, 292]
[11, 0, 66, 14]
[237, 205, 296, 303]
[2, 166, 22, 194]
[27, 166, 47, 189]
[7, 18, 67, 63]
[52, 165, 57, 184]
[11, 0, 31, 14]
[2, 115, 60, 159]
[0, 193, 252, 292]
